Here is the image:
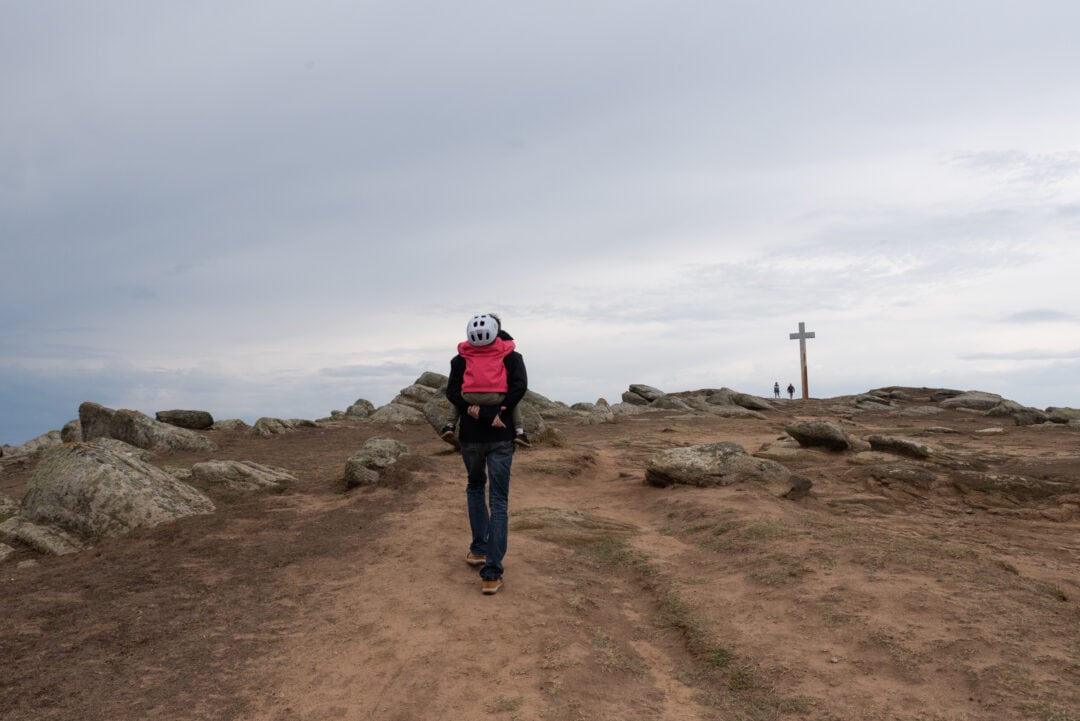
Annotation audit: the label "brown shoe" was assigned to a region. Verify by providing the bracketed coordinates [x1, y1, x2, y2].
[481, 578, 503, 595]
[465, 552, 486, 567]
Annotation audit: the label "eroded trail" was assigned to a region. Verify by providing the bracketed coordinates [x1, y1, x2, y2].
[246, 436, 721, 721]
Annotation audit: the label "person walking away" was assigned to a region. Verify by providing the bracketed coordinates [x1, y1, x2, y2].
[773, 381, 780, 399]
[787, 383, 795, 400]
[440, 313, 530, 447]
[446, 313, 528, 595]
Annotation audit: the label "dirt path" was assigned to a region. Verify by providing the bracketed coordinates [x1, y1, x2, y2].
[2, 402, 1079, 721]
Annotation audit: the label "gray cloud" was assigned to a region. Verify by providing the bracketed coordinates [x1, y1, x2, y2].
[951, 150, 1080, 188]
[1000, 309, 1077, 324]
[4, 1, 1080, 443]
[959, 349, 1080, 361]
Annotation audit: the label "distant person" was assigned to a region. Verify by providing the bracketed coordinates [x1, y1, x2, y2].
[773, 382, 780, 399]
[446, 313, 529, 596]
[787, 383, 795, 400]
[440, 313, 530, 447]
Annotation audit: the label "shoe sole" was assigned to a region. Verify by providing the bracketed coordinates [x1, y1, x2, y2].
[482, 581, 503, 595]
[466, 556, 485, 567]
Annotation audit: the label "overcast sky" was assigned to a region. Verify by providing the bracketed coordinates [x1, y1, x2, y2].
[3, 1, 1080, 445]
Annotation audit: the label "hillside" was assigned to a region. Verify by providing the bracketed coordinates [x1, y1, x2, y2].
[1, 388, 1078, 721]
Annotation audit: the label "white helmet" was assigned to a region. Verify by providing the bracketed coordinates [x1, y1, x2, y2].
[466, 314, 500, 346]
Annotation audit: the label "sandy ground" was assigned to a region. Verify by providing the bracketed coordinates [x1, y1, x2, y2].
[2, 390, 1078, 721]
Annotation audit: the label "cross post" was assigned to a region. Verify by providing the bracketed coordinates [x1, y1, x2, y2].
[788, 321, 816, 400]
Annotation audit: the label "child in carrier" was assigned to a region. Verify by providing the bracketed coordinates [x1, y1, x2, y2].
[441, 313, 531, 447]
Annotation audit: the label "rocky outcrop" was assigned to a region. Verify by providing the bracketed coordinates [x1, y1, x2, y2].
[866, 435, 934, 459]
[368, 404, 427, 424]
[939, 391, 1003, 412]
[785, 421, 852, 451]
[345, 438, 410, 488]
[0, 492, 18, 516]
[190, 461, 296, 491]
[984, 401, 1049, 426]
[1045, 407, 1080, 424]
[251, 417, 317, 437]
[629, 384, 665, 402]
[645, 442, 791, 489]
[952, 472, 1076, 502]
[0, 516, 86, 555]
[649, 394, 694, 411]
[585, 399, 615, 425]
[1, 430, 64, 458]
[345, 398, 376, 418]
[703, 388, 775, 411]
[61, 419, 82, 443]
[80, 402, 217, 452]
[212, 419, 251, 431]
[156, 410, 214, 430]
[19, 442, 215, 541]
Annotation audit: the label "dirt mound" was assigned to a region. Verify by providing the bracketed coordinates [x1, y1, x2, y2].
[2, 389, 1078, 721]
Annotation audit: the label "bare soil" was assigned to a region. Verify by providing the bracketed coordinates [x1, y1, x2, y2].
[2, 390, 1078, 721]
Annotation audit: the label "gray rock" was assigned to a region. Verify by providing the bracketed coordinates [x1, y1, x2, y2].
[89, 438, 155, 462]
[1046, 407, 1080, 424]
[586, 399, 615, 425]
[0, 492, 18, 516]
[645, 442, 791, 489]
[0, 542, 14, 561]
[212, 418, 251, 431]
[610, 402, 647, 416]
[414, 372, 448, 389]
[629, 384, 665, 402]
[898, 406, 945, 417]
[251, 417, 316, 436]
[190, 460, 296, 491]
[939, 391, 1004, 412]
[78, 401, 116, 441]
[80, 402, 216, 452]
[754, 438, 808, 462]
[3, 430, 64, 458]
[707, 405, 767, 420]
[703, 388, 775, 411]
[929, 389, 965, 402]
[345, 438, 410, 488]
[952, 472, 1076, 501]
[785, 421, 852, 451]
[345, 399, 376, 418]
[0, 516, 86, 556]
[650, 394, 694, 411]
[155, 409, 214, 430]
[61, 419, 82, 443]
[869, 463, 940, 490]
[621, 391, 651, 406]
[853, 396, 893, 411]
[392, 384, 438, 410]
[783, 475, 814, 500]
[367, 403, 427, 424]
[866, 435, 934, 459]
[985, 401, 1049, 426]
[20, 443, 215, 540]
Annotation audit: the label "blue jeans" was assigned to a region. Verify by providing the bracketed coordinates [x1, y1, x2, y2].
[460, 440, 514, 581]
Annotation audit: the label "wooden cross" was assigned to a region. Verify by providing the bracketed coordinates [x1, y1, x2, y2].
[788, 321, 816, 400]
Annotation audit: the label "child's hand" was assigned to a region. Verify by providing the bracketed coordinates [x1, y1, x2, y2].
[467, 405, 481, 419]
[491, 414, 506, 429]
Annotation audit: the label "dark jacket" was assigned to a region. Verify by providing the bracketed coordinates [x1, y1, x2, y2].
[446, 332, 527, 443]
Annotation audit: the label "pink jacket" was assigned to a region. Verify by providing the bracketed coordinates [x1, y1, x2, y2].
[457, 338, 516, 393]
